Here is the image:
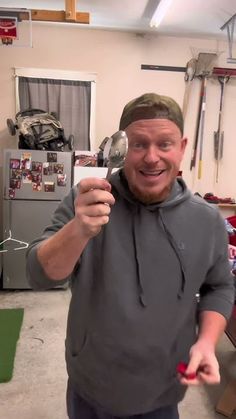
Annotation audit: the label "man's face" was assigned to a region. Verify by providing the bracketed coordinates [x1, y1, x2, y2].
[123, 119, 187, 204]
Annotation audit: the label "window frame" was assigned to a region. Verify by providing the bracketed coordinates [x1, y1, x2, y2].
[14, 67, 97, 149]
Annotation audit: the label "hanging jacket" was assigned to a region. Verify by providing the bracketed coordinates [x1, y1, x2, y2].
[26, 170, 234, 416]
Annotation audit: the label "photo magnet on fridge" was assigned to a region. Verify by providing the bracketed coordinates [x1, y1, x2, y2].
[44, 181, 55, 192]
[32, 161, 43, 172]
[43, 162, 54, 176]
[22, 170, 32, 183]
[11, 169, 22, 180]
[31, 172, 42, 183]
[10, 178, 21, 189]
[8, 188, 15, 199]
[10, 158, 20, 169]
[20, 152, 31, 170]
[47, 152, 57, 163]
[32, 182, 42, 192]
[57, 174, 67, 186]
[54, 163, 64, 174]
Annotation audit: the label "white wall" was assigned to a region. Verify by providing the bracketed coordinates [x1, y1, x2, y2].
[0, 22, 236, 200]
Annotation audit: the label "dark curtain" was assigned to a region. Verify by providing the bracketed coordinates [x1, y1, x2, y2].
[18, 77, 91, 150]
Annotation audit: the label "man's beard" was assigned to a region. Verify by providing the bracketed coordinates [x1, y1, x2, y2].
[129, 183, 172, 204]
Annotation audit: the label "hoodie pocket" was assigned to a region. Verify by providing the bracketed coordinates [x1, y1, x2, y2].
[69, 333, 89, 358]
[65, 331, 176, 415]
[67, 332, 172, 375]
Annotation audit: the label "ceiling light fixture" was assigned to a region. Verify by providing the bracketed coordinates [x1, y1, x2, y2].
[150, 0, 173, 28]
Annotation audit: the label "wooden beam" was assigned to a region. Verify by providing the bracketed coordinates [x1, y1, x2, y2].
[30, 9, 90, 24]
[0, 4, 90, 24]
[65, 0, 76, 21]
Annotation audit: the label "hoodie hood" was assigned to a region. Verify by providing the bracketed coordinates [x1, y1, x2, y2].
[110, 170, 191, 304]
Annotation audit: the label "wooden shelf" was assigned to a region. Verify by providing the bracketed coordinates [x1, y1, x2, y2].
[218, 204, 236, 208]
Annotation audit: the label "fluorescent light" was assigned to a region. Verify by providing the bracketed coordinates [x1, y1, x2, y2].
[150, 0, 173, 28]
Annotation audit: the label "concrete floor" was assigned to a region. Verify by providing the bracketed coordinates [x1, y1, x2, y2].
[0, 288, 236, 419]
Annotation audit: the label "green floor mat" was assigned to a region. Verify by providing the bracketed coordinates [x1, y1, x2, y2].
[0, 308, 24, 383]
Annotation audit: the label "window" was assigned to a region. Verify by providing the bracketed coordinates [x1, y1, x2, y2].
[14, 67, 96, 150]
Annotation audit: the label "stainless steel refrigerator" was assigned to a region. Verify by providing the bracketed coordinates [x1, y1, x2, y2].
[1, 149, 72, 289]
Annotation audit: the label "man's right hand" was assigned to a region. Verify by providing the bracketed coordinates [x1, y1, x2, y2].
[37, 177, 115, 281]
[75, 177, 115, 239]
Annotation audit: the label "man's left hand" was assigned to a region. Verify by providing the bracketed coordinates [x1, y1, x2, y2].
[178, 340, 220, 386]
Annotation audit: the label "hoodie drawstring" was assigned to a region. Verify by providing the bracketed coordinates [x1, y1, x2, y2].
[159, 209, 186, 299]
[131, 205, 186, 306]
[132, 207, 147, 307]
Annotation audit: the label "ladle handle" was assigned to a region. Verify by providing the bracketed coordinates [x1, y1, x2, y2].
[106, 166, 113, 180]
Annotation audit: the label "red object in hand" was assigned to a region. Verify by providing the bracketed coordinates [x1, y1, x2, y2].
[177, 362, 197, 379]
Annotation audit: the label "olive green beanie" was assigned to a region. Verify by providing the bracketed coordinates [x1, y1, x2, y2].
[119, 93, 183, 135]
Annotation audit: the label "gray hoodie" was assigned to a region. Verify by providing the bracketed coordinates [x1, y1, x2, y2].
[26, 170, 234, 416]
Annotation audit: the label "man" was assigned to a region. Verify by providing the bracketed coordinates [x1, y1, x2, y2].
[26, 93, 234, 419]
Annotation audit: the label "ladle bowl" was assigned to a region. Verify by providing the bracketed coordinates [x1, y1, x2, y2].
[103, 130, 128, 179]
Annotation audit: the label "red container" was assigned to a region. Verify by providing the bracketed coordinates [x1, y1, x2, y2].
[227, 216, 236, 246]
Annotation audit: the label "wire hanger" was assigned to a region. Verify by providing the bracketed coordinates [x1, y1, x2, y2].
[0, 230, 29, 253]
[0, 200, 29, 253]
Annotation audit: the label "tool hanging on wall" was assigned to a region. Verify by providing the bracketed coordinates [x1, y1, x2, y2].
[220, 13, 236, 63]
[182, 58, 197, 120]
[211, 66, 236, 182]
[197, 74, 208, 179]
[189, 76, 204, 171]
[189, 52, 217, 177]
[214, 75, 230, 183]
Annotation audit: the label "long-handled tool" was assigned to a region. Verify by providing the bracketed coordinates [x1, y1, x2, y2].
[190, 52, 217, 172]
[190, 76, 204, 171]
[214, 75, 229, 183]
[211, 66, 236, 181]
[197, 75, 208, 179]
[182, 58, 197, 120]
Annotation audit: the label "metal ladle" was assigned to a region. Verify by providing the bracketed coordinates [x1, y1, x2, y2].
[103, 130, 128, 179]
